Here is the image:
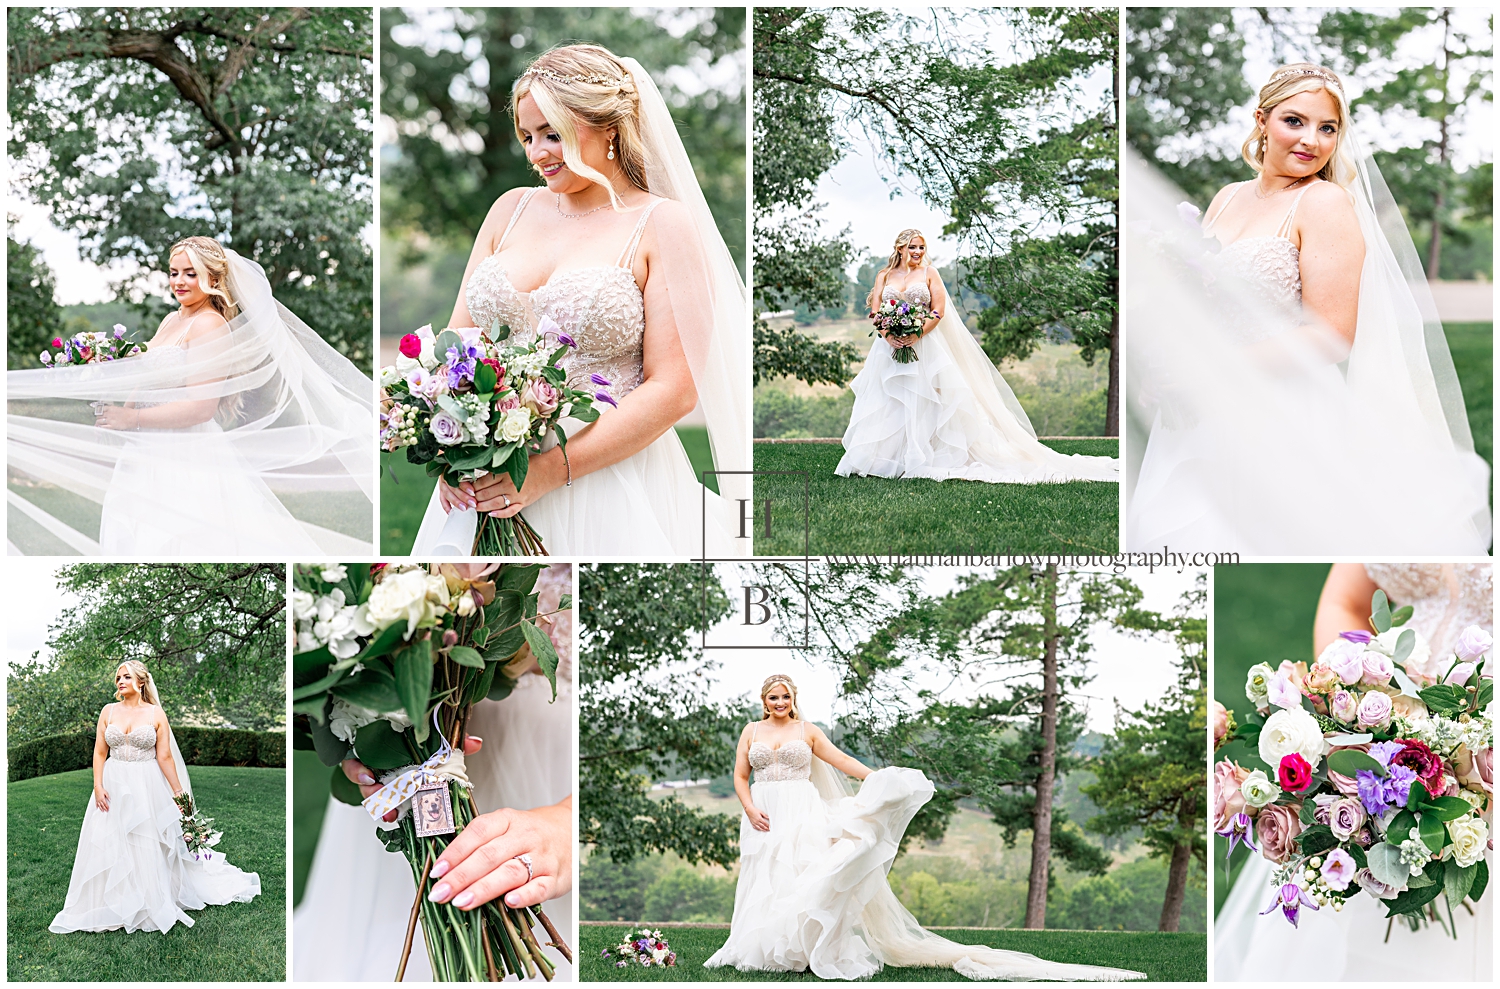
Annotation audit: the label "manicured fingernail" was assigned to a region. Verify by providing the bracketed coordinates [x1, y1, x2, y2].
[488, 511, 502, 517]
[469, 735, 483, 743]
[431, 859, 450, 878]
[359, 774, 376, 785]
[429, 882, 451, 902]
[453, 891, 474, 909]
[506, 893, 519, 906]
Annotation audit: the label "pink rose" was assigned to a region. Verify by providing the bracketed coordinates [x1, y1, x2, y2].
[1360, 652, 1395, 686]
[1256, 802, 1303, 864]
[1326, 743, 1369, 796]
[1330, 689, 1357, 723]
[496, 393, 521, 412]
[522, 379, 560, 416]
[1213, 760, 1250, 831]
[1305, 663, 1341, 694]
[399, 333, 422, 358]
[1390, 692, 1429, 720]
[1328, 797, 1366, 841]
[1213, 700, 1230, 744]
[1454, 625, 1493, 662]
[1319, 639, 1366, 685]
[1357, 690, 1392, 728]
[1476, 747, 1493, 794]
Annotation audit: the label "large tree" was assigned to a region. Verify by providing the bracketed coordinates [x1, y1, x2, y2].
[7, 563, 287, 742]
[8, 7, 374, 365]
[7, 234, 63, 370]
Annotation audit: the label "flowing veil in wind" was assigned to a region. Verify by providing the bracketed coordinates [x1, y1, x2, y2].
[7, 250, 375, 555]
[1125, 130, 1491, 553]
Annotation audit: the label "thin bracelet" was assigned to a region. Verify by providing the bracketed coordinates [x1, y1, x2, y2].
[563, 447, 573, 487]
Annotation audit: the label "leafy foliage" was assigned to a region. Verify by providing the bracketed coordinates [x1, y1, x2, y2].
[7, 235, 63, 369]
[9, 727, 286, 782]
[7, 563, 287, 743]
[580, 564, 744, 867]
[8, 7, 375, 366]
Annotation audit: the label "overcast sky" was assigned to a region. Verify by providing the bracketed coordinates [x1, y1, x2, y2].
[698, 564, 1201, 735]
[6, 560, 74, 671]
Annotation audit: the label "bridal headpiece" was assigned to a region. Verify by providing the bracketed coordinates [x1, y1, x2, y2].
[1266, 66, 1344, 94]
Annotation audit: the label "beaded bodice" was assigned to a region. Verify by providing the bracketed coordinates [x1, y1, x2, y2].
[749, 722, 812, 783]
[883, 279, 932, 307]
[105, 723, 157, 762]
[464, 189, 661, 399]
[1364, 563, 1492, 661]
[1202, 182, 1311, 339]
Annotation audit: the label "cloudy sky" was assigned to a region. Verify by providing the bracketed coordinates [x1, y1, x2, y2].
[699, 564, 1201, 735]
[7, 560, 75, 671]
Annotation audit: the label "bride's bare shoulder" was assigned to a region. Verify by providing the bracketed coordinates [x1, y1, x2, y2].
[475, 187, 540, 245]
[1298, 179, 1357, 220]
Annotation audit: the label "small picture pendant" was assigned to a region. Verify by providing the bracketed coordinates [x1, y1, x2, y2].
[413, 781, 456, 837]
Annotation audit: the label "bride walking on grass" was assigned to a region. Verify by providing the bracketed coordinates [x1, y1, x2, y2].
[703, 675, 1143, 982]
[836, 230, 1118, 486]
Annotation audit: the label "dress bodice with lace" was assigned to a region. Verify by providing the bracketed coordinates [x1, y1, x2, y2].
[463, 189, 661, 399]
[1201, 182, 1311, 340]
[1364, 563, 1492, 659]
[882, 279, 932, 307]
[748, 739, 812, 783]
[105, 723, 157, 762]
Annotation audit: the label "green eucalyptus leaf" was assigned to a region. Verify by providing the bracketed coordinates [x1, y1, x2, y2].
[1393, 628, 1415, 664]
[1389, 604, 1413, 627]
[1371, 590, 1391, 633]
[1327, 749, 1385, 778]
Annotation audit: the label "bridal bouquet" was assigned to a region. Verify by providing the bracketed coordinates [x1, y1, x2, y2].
[379, 318, 613, 555]
[1214, 591, 1492, 935]
[870, 299, 932, 364]
[38, 323, 149, 366]
[292, 562, 571, 980]
[605, 928, 678, 969]
[173, 792, 224, 860]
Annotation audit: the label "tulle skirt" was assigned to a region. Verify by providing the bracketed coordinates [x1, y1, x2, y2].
[292, 674, 575, 982]
[837, 336, 1118, 484]
[1215, 851, 1492, 981]
[412, 424, 733, 557]
[49, 758, 261, 934]
[705, 767, 1143, 982]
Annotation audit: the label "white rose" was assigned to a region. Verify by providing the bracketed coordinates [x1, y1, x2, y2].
[380, 364, 401, 385]
[499, 406, 531, 443]
[425, 573, 452, 607]
[321, 564, 348, 583]
[291, 589, 316, 622]
[1241, 769, 1282, 808]
[1447, 816, 1488, 868]
[1259, 706, 1327, 771]
[359, 568, 434, 636]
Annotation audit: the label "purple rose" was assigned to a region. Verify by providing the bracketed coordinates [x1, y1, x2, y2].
[522, 379, 560, 416]
[1320, 638, 1367, 685]
[1356, 691, 1392, 728]
[1360, 652, 1395, 687]
[1355, 867, 1399, 900]
[1327, 796, 1366, 841]
[1454, 625, 1493, 661]
[1330, 689, 1358, 723]
[1445, 662, 1477, 686]
[430, 411, 464, 445]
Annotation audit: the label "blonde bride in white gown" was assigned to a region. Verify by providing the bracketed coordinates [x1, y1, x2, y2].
[838, 230, 1118, 485]
[50, 662, 260, 934]
[704, 675, 1144, 982]
[406, 44, 746, 557]
[1215, 563, 1493, 981]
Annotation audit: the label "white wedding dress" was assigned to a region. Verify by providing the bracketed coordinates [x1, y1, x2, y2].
[837, 278, 1119, 484]
[410, 189, 733, 557]
[50, 723, 261, 934]
[704, 723, 1143, 981]
[1214, 563, 1493, 981]
[293, 566, 575, 981]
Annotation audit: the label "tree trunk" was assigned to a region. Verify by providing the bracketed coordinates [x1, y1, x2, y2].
[1427, 8, 1453, 280]
[1105, 307, 1120, 437]
[1159, 839, 1193, 932]
[1024, 563, 1060, 929]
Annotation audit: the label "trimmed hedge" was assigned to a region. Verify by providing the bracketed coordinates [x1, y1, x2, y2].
[8, 727, 286, 782]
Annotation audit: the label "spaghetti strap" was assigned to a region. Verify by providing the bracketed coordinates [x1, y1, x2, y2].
[494, 188, 541, 253]
[615, 198, 663, 268]
[751, 722, 758, 743]
[1277, 185, 1313, 238]
[1203, 182, 1247, 233]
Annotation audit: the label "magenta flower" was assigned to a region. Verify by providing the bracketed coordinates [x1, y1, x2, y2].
[595, 391, 618, 408]
[1216, 811, 1258, 873]
[1260, 882, 1319, 927]
[399, 333, 422, 358]
[556, 332, 577, 348]
[1339, 630, 1373, 643]
[590, 373, 612, 387]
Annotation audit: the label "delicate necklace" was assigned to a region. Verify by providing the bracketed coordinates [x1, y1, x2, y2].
[1254, 174, 1312, 200]
[555, 193, 611, 219]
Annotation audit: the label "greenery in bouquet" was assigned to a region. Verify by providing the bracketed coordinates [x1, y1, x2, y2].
[173, 792, 223, 860]
[605, 927, 678, 969]
[39, 322, 151, 366]
[869, 299, 931, 364]
[1214, 590, 1492, 936]
[291, 562, 572, 980]
[379, 318, 614, 555]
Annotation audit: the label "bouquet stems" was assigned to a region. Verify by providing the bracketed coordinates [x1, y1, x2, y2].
[472, 512, 548, 556]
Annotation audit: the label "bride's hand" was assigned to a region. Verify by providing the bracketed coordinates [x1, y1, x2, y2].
[341, 735, 483, 822]
[745, 804, 770, 831]
[94, 784, 110, 812]
[437, 477, 478, 514]
[427, 797, 573, 911]
[94, 405, 139, 430]
[888, 334, 916, 349]
[469, 451, 565, 519]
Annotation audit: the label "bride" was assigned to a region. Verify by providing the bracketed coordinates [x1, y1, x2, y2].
[704, 675, 1144, 982]
[50, 662, 260, 934]
[406, 43, 747, 557]
[1215, 563, 1492, 981]
[7, 236, 374, 555]
[1126, 64, 1490, 554]
[837, 230, 1118, 485]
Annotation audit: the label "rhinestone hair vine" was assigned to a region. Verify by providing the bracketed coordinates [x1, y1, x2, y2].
[522, 66, 624, 87]
[1268, 67, 1343, 92]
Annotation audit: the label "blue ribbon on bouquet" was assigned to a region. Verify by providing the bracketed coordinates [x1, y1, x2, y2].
[362, 710, 472, 822]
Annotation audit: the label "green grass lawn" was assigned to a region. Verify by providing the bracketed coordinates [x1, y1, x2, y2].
[8, 766, 287, 982]
[380, 425, 717, 554]
[1446, 322, 1492, 471]
[1211, 563, 1330, 916]
[580, 925, 1204, 982]
[751, 441, 1119, 556]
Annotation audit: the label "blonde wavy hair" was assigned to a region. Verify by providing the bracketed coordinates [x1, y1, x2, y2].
[512, 44, 649, 211]
[169, 236, 239, 320]
[1241, 63, 1358, 188]
[114, 660, 159, 705]
[865, 228, 927, 313]
[760, 674, 800, 721]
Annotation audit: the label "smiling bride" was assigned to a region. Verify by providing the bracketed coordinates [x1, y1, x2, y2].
[404, 43, 748, 557]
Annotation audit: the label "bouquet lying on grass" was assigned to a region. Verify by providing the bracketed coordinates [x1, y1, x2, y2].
[379, 318, 614, 555]
[870, 298, 933, 364]
[605, 928, 677, 969]
[292, 562, 572, 981]
[1214, 590, 1493, 936]
[174, 792, 223, 861]
[38, 323, 149, 366]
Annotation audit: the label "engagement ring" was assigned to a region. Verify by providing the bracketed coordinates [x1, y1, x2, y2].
[514, 852, 533, 882]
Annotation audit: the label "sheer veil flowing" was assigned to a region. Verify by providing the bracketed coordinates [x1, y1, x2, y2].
[7, 249, 374, 555]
